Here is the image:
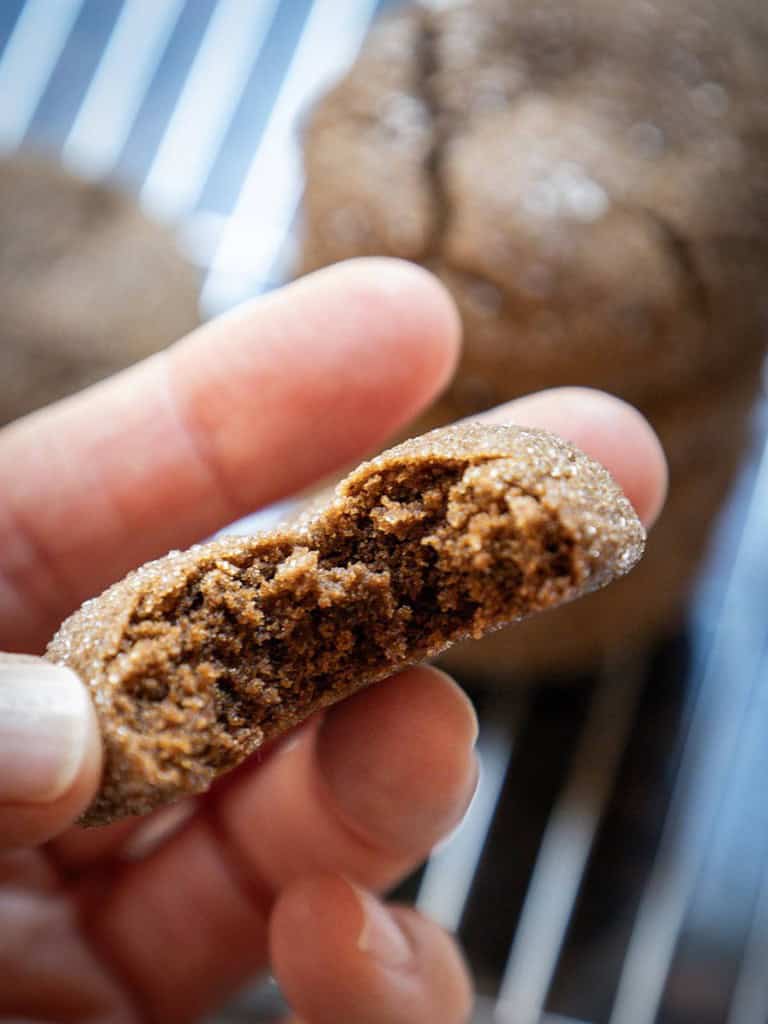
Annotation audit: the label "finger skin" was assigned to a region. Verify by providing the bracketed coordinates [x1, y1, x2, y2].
[0, 259, 460, 652]
[271, 875, 473, 1024]
[0, 882, 136, 1023]
[314, 668, 478, 860]
[217, 668, 479, 892]
[84, 813, 271, 1024]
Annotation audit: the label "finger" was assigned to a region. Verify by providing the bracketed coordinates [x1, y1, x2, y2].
[80, 668, 477, 1021]
[80, 811, 272, 1024]
[0, 656, 100, 848]
[481, 386, 668, 528]
[0, 258, 460, 652]
[271, 875, 473, 1024]
[47, 802, 193, 876]
[216, 666, 479, 891]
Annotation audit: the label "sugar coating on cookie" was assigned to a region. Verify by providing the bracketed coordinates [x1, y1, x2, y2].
[47, 423, 644, 826]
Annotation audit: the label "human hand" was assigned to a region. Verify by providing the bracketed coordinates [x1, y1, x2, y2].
[0, 259, 666, 1023]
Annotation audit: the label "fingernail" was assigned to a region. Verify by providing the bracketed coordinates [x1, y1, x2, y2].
[429, 668, 479, 748]
[0, 663, 90, 804]
[467, 702, 479, 748]
[353, 883, 412, 968]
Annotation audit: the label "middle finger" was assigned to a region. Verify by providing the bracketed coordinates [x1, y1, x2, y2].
[81, 667, 477, 1021]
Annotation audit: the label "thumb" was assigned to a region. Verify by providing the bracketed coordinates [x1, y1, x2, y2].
[0, 654, 101, 848]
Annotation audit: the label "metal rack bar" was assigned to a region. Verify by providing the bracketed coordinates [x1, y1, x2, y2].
[141, 0, 280, 221]
[609, 438, 768, 1024]
[417, 713, 518, 933]
[201, 0, 378, 313]
[497, 656, 645, 1024]
[727, 847, 768, 1024]
[0, 0, 84, 150]
[61, 0, 184, 179]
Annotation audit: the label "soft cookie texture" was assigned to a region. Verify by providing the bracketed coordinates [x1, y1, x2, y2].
[47, 424, 643, 826]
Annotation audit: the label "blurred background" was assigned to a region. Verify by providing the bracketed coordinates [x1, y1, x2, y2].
[1, 1, 768, 1022]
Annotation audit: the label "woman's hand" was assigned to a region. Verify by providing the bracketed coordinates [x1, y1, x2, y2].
[0, 259, 666, 1023]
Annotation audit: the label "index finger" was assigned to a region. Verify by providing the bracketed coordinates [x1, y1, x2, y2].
[0, 259, 460, 652]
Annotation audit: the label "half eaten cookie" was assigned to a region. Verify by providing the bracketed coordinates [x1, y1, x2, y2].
[46, 423, 644, 825]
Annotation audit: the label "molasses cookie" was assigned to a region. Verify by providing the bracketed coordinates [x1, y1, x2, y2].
[47, 423, 644, 825]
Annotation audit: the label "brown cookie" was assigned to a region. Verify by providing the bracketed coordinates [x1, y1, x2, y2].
[0, 154, 200, 425]
[46, 423, 643, 825]
[300, 0, 768, 408]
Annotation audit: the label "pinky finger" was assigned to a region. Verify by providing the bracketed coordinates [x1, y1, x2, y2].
[270, 874, 473, 1024]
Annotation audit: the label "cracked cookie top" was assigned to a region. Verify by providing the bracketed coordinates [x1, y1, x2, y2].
[300, 0, 768, 411]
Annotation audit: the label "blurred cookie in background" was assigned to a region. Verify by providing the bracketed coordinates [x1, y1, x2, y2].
[0, 153, 201, 426]
[300, 0, 768, 409]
